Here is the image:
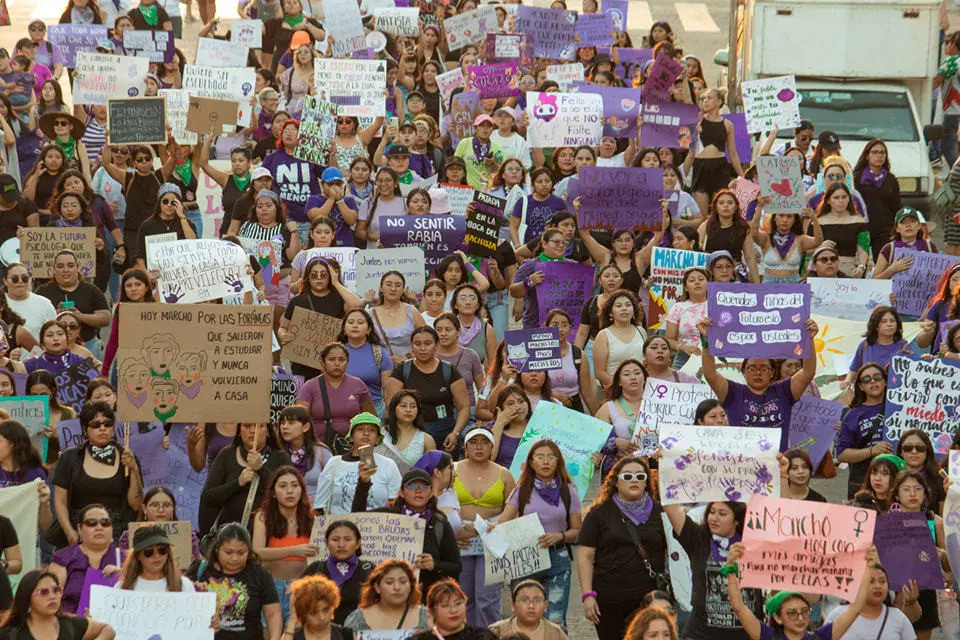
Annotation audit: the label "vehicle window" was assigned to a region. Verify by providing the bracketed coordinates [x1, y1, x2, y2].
[785, 90, 919, 143]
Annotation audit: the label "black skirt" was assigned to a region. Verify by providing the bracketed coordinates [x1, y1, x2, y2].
[690, 157, 733, 196]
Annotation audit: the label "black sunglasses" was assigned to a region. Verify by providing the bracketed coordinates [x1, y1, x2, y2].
[83, 518, 112, 528]
[160, 198, 178, 206]
[89, 420, 115, 429]
[53, 120, 70, 127]
[141, 545, 169, 558]
[6, 275, 27, 283]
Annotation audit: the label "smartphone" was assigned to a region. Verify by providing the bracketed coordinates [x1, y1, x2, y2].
[358, 444, 377, 470]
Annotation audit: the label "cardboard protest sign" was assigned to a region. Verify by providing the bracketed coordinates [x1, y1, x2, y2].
[47, 24, 109, 67]
[380, 215, 467, 273]
[787, 395, 842, 467]
[631, 408, 662, 457]
[485, 33, 535, 66]
[808, 278, 891, 321]
[884, 355, 960, 444]
[644, 52, 683, 101]
[642, 380, 715, 425]
[373, 7, 420, 35]
[55, 359, 99, 414]
[732, 176, 761, 214]
[892, 250, 960, 317]
[355, 248, 425, 295]
[535, 261, 595, 341]
[231, 19, 263, 47]
[570, 83, 642, 139]
[122, 30, 175, 62]
[465, 192, 504, 258]
[182, 64, 256, 127]
[707, 282, 811, 359]
[196, 37, 248, 68]
[576, 12, 615, 47]
[20, 227, 96, 279]
[639, 99, 699, 148]
[437, 68, 465, 104]
[294, 95, 337, 165]
[315, 59, 387, 117]
[309, 513, 426, 566]
[509, 402, 612, 499]
[158, 89, 197, 145]
[186, 96, 238, 136]
[649, 247, 710, 320]
[740, 496, 875, 598]
[483, 514, 552, 584]
[515, 6, 577, 60]
[757, 155, 805, 213]
[117, 304, 273, 423]
[127, 521, 193, 569]
[73, 52, 148, 106]
[504, 328, 562, 373]
[108, 97, 166, 145]
[322, 0, 367, 55]
[874, 511, 945, 590]
[659, 425, 781, 504]
[443, 5, 498, 51]
[281, 307, 342, 370]
[148, 239, 253, 304]
[741, 75, 802, 134]
[572, 167, 663, 232]
[465, 63, 518, 99]
[89, 586, 216, 640]
[525, 91, 603, 148]
[545, 63, 584, 92]
[270, 371, 305, 423]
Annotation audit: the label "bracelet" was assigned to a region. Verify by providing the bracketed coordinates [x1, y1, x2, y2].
[581, 591, 597, 602]
[465, 261, 477, 273]
[718, 564, 739, 577]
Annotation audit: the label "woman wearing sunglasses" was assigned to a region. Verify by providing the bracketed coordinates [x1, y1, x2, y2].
[3, 263, 54, 341]
[48, 503, 125, 614]
[37, 112, 91, 183]
[836, 363, 890, 499]
[897, 429, 947, 513]
[132, 183, 196, 271]
[0, 569, 115, 639]
[99, 138, 164, 263]
[117, 524, 195, 592]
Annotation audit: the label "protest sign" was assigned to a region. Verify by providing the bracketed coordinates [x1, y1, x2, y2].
[570, 83, 642, 139]
[649, 247, 710, 319]
[356, 247, 425, 294]
[808, 278, 891, 321]
[874, 511, 944, 590]
[576, 12, 615, 47]
[196, 38, 248, 68]
[525, 91, 603, 148]
[659, 425, 781, 504]
[270, 371, 305, 423]
[724, 113, 754, 165]
[707, 282, 811, 359]
[281, 307, 342, 370]
[515, 6, 577, 60]
[144, 232, 178, 270]
[733, 176, 761, 214]
[47, 24, 108, 67]
[295, 95, 337, 165]
[293, 247, 358, 292]
[182, 65, 256, 127]
[448, 91, 479, 146]
[0, 483, 39, 591]
[465, 192, 504, 257]
[186, 96, 239, 136]
[884, 355, 960, 444]
[89, 586, 216, 640]
[442, 183, 474, 217]
[892, 250, 960, 317]
[642, 380, 715, 425]
[324, 0, 367, 55]
[373, 8, 420, 35]
[504, 328, 562, 373]
[644, 52, 684, 101]
[443, 5, 498, 50]
[757, 155, 805, 213]
[127, 521, 193, 569]
[148, 239, 253, 304]
[20, 227, 96, 279]
[639, 99, 699, 148]
[57, 419, 168, 485]
[740, 496, 875, 598]
[787, 396, 842, 467]
[483, 514, 552, 584]
[0, 396, 48, 441]
[572, 167, 663, 232]
[509, 402, 612, 499]
[946, 485, 960, 590]
[602, 0, 628, 30]
[437, 68, 465, 104]
[314, 59, 387, 117]
[73, 52, 148, 106]
[465, 63, 518, 99]
[117, 304, 273, 423]
[231, 19, 263, 47]
[380, 215, 467, 273]
[545, 63, 584, 92]
[485, 33, 535, 66]
[122, 30, 174, 63]
[308, 513, 426, 565]
[162, 426, 207, 526]
[55, 359, 99, 414]
[631, 408, 662, 457]
[108, 97, 166, 145]
[599, 47, 653, 84]
[741, 75, 802, 134]
[158, 89, 197, 145]
[535, 261, 594, 341]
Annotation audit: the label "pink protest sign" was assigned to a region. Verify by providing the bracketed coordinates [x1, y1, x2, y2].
[740, 495, 875, 599]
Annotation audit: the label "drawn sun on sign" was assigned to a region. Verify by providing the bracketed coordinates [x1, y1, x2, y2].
[813, 322, 846, 367]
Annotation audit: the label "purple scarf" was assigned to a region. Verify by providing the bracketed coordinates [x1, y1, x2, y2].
[401, 505, 433, 522]
[458, 315, 482, 348]
[772, 231, 795, 260]
[709, 532, 742, 563]
[893, 238, 923, 252]
[613, 493, 653, 526]
[285, 444, 309, 476]
[39, 351, 76, 375]
[325, 554, 359, 588]
[860, 167, 888, 188]
[472, 135, 491, 162]
[55, 216, 83, 228]
[533, 478, 561, 506]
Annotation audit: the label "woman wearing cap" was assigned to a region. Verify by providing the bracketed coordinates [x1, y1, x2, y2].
[314, 412, 402, 515]
[237, 189, 301, 307]
[36, 112, 90, 182]
[836, 363, 891, 499]
[871, 207, 936, 280]
[198, 137, 253, 236]
[814, 182, 872, 278]
[356, 168, 406, 249]
[854, 139, 902, 259]
[697, 189, 758, 283]
[805, 243, 846, 278]
[117, 524, 196, 592]
[304, 169, 361, 248]
[749, 197, 821, 283]
[454, 114, 505, 191]
[491, 106, 532, 170]
[132, 183, 197, 269]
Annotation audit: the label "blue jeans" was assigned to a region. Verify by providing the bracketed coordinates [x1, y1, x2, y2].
[424, 415, 457, 452]
[460, 554, 502, 626]
[672, 351, 690, 370]
[519, 546, 572, 630]
[486, 290, 509, 341]
[944, 114, 960, 170]
[85, 337, 104, 361]
[186, 207, 203, 239]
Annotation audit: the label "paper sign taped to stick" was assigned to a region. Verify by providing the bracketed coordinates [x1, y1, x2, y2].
[707, 282, 811, 359]
[89, 586, 216, 640]
[281, 307, 342, 370]
[483, 514, 551, 584]
[308, 512, 426, 568]
[20, 227, 96, 279]
[147, 239, 253, 304]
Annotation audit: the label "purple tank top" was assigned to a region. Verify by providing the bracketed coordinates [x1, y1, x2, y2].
[495, 434, 521, 469]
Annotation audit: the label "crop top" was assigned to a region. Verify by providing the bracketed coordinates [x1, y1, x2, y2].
[453, 469, 506, 509]
[700, 118, 727, 152]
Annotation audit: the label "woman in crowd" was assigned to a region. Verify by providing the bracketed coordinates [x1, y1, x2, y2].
[698, 190, 757, 283]
[824, 564, 919, 639]
[343, 559, 430, 634]
[574, 264, 624, 355]
[302, 520, 372, 625]
[837, 361, 893, 497]
[0, 419, 50, 523]
[434, 313, 485, 413]
[595, 359, 646, 477]
[665, 267, 709, 369]
[277, 406, 327, 499]
[338, 309, 392, 416]
[237, 189, 302, 308]
[509, 169, 566, 247]
[919, 263, 960, 352]
[593, 291, 647, 389]
[382, 389, 435, 467]
[49, 503, 122, 614]
[356, 168, 406, 248]
[0, 570, 115, 639]
[435, 254, 491, 305]
[117, 524, 195, 592]
[410, 579, 496, 640]
[855, 454, 905, 511]
[489, 579, 569, 640]
[622, 606, 676, 640]
[854, 139, 902, 259]
[871, 207, 935, 280]
[188, 423, 239, 473]
[815, 182, 872, 278]
[488, 385, 532, 470]
[844, 307, 910, 388]
[749, 200, 822, 283]
[451, 283, 496, 367]
[3, 263, 56, 339]
[132, 184, 198, 269]
[642, 335, 699, 384]
[897, 429, 947, 511]
[782, 449, 827, 502]
[545, 309, 596, 415]
[24, 319, 87, 375]
[285, 574, 353, 640]
[368, 271, 425, 362]
[117, 486, 201, 563]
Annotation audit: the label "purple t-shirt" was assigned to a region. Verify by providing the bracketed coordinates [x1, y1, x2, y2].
[512, 194, 567, 244]
[848, 339, 909, 372]
[495, 434, 521, 468]
[296, 374, 372, 441]
[506, 482, 582, 534]
[513, 259, 541, 329]
[261, 150, 324, 223]
[303, 194, 359, 247]
[722, 378, 796, 451]
[923, 299, 951, 353]
[0, 466, 46, 488]
[759, 622, 832, 640]
[51, 543, 122, 614]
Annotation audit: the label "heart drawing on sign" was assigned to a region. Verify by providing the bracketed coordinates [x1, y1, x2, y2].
[620, 99, 636, 111]
[770, 179, 793, 197]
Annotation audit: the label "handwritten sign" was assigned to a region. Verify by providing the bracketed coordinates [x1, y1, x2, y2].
[638, 99, 698, 148]
[20, 227, 96, 279]
[158, 89, 196, 145]
[642, 380, 715, 425]
[808, 278, 891, 321]
[47, 24, 109, 67]
[55, 359, 99, 414]
[465, 63, 518, 99]
[270, 371, 304, 423]
[443, 5, 498, 51]
[504, 328, 562, 373]
[355, 247, 425, 295]
[314, 59, 386, 118]
[659, 425, 781, 504]
[892, 250, 960, 317]
[127, 520, 193, 569]
[757, 155, 805, 213]
[89, 586, 216, 640]
[231, 19, 263, 48]
[649, 247, 710, 318]
[515, 6, 577, 60]
[73, 52, 148, 106]
[741, 75, 801, 134]
[294, 95, 336, 165]
[483, 514, 551, 584]
[196, 38, 248, 68]
[644, 52, 683, 101]
[108, 97, 167, 145]
[707, 282, 811, 359]
[380, 215, 467, 273]
[874, 511, 944, 590]
[571, 167, 663, 232]
[0, 396, 48, 438]
[465, 193, 503, 258]
[740, 496, 875, 598]
[485, 33, 534, 65]
[148, 239, 253, 304]
[576, 12, 615, 47]
[122, 30, 174, 63]
[535, 261, 595, 341]
[182, 64, 256, 127]
[308, 513, 426, 566]
[525, 91, 603, 147]
[884, 355, 960, 444]
[373, 8, 420, 35]
[545, 63, 584, 92]
[437, 68, 465, 104]
[281, 307, 342, 370]
[787, 396, 842, 467]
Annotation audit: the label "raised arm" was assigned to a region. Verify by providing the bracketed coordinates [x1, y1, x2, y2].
[724, 543, 762, 640]
[696, 317, 729, 402]
[789, 319, 819, 401]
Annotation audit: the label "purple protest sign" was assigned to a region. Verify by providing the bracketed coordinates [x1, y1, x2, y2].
[55, 418, 168, 486]
[485, 33, 535, 65]
[644, 52, 683, 101]
[570, 82, 641, 138]
[505, 327, 562, 372]
[892, 250, 960, 317]
[707, 282, 811, 359]
[640, 100, 699, 149]
[351, 47, 375, 59]
[466, 63, 518, 99]
[164, 424, 208, 527]
[47, 25, 109, 68]
[602, 0, 628, 31]
[515, 6, 577, 61]
[55, 358, 99, 414]
[939, 320, 960, 350]
[787, 396, 842, 468]
[449, 91, 479, 146]
[576, 13, 615, 47]
[598, 47, 653, 83]
[536, 261, 595, 341]
[380, 215, 467, 272]
[75, 567, 120, 615]
[121, 30, 175, 63]
[575, 167, 663, 232]
[874, 511, 945, 590]
[724, 113, 753, 165]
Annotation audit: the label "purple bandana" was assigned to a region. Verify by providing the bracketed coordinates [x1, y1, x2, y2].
[55, 217, 83, 228]
[401, 505, 433, 522]
[472, 136, 491, 162]
[893, 238, 922, 252]
[613, 493, 653, 526]
[709, 532, 742, 563]
[860, 167, 888, 188]
[286, 444, 309, 476]
[458, 315, 483, 348]
[325, 554, 359, 588]
[533, 478, 561, 506]
[772, 231, 795, 260]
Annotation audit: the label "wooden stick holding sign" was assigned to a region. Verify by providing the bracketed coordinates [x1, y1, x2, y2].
[123, 422, 130, 478]
[240, 424, 260, 528]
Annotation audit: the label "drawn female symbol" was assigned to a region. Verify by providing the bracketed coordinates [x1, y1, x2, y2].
[852, 510, 870, 537]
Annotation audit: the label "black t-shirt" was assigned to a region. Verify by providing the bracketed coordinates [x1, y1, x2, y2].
[805, 488, 827, 502]
[222, 193, 254, 237]
[253, 136, 277, 162]
[283, 291, 346, 321]
[0, 515, 16, 610]
[0, 198, 37, 244]
[390, 360, 462, 423]
[122, 170, 163, 232]
[35, 281, 109, 342]
[488, 241, 517, 293]
[411, 626, 495, 640]
[0, 615, 88, 640]
[126, 5, 171, 30]
[675, 517, 763, 640]
[265, 19, 324, 69]
[135, 216, 199, 264]
[197, 563, 278, 640]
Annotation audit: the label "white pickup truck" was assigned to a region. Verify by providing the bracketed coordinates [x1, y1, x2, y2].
[717, 0, 943, 211]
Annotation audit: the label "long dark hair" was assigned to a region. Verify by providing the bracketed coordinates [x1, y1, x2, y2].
[3, 571, 61, 629]
[0, 420, 43, 473]
[142, 486, 180, 520]
[514, 439, 572, 511]
[849, 363, 886, 408]
[51, 169, 94, 206]
[923, 263, 960, 318]
[26, 370, 67, 413]
[119, 268, 156, 303]
[816, 182, 857, 217]
[277, 405, 318, 471]
[853, 139, 891, 177]
[599, 289, 641, 329]
[590, 456, 651, 509]
[697, 501, 746, 543]
[337, 309, 383, 346]
[608, 359, 647, 401]
[204, 523, 260, 570]
[60, 0, 104, 23]
[260, 466, 314, 540]
[705, 189, 748, 241]
[896, 429, 941, 481]
[383, 389, 425, 444]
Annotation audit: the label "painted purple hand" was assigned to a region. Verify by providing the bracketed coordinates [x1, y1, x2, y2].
[724, 486, 741, 501]
[223, 277, 243, 292]
[163, 285, 184, 304]
[718, 311, 732, 327]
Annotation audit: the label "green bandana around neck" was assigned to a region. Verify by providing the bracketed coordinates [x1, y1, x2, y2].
[55, 136, 76, 160]
[284, 13, 305, 28]
[138, 3, 159, 26]
[173, 158, 193, 186]
[538, 252, 563, 262]
[232, 172, 252, 192]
